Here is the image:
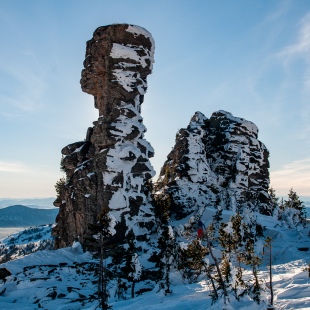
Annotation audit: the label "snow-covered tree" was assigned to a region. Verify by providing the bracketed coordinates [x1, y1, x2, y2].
[128, 253, 142, 298]
[244, 238, 261, 304]
[154, 193, 176, 294]
[123, 233, 142, 298]
[178, 239, 208, 283]
[86, 208, 113, 310]
[284, 189, 307, 227]
[204, 224, 229, 304]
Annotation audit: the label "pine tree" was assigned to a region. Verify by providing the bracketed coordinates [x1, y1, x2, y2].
[218, 221, 233, 293]
[87, 208, 113, 310]
[128, 253, 142, 298]
[218, 214, 248, 301]
[244, 238, 261, 304]
[284, 189, 307, 227]
[54, 177, 66, 200]
[268, 187, 279, 215]
[178, 239, 208, 283]
[204, 224, 229, 304]
[124, 233, 141, 298]
[154, 193, 175, 294]
[212, 206, 223, 229]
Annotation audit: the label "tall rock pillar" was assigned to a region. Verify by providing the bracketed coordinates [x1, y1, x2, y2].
[53, 24, 156, 251]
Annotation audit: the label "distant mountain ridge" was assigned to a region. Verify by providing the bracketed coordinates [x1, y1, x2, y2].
[0, 205, 58, 227]
[0, 197, 55, 209]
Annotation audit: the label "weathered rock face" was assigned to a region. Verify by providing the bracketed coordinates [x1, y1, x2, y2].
[52, 24, 156, 251]
[156, 110, 271, 220]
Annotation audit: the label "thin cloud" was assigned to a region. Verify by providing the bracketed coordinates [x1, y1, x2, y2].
[0, 161, 28, 173]
[278, 12, 310, 91]
[0, 64, 47, 112]
[270, 158, 310, 195]
[280, 13, 310, 56]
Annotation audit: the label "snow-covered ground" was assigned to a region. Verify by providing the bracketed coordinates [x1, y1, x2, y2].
[0, 212, 309, 309]
[0, 246, 309, 309]
[0, 225, 54, 264]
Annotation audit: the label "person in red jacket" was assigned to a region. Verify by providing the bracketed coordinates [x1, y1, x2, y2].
[197, 220, 206, 239]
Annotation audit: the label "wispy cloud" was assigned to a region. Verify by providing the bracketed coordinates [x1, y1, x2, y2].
[0, 161, 28, 173]
[278, 12, 310, 92]
[270, 158, 310, 195]
[279, 12, 310, 141]
[280, 13, 310, 55]
[0, 62, 47, 113]
[248, 10, 310, 142]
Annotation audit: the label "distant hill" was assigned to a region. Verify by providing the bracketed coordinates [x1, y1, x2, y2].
[0, 197, 56, 209]
[0, 205, 58, 227]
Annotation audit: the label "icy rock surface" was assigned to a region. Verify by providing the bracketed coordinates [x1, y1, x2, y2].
[53, 24, 156, 255]
[156, 110, 271, 220]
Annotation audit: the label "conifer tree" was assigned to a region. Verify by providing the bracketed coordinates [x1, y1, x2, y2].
[124, 233, 141, 298]
[230, 213, 247, 298]
[218, 214, 248, 300]
[212, 206, 223, 229]
[87, 208, 113, 310]
[284, 188, 307, 227]
[54, 177, 66, 200]
[128, 253, 142, 298]
[178, 239, 208, 282]
[244, 238, 261, 304]
[268, 187, 279, 216]
[204, 224, 229, 304]
[269, 187, 278, 206]
[154, 193, 175, 294]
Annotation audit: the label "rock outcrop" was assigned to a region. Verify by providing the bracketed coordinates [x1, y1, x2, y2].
[155, 110, 271, 220]
[52, 24, 156, 252]
[0, 268, 11, 281]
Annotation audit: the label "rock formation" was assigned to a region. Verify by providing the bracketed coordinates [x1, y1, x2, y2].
[155, 110, 271, 220]
[52, 24, 156, 253]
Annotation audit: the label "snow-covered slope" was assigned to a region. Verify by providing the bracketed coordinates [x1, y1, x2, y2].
[0, 213, 309, 309]
[0, 224, 54, 263]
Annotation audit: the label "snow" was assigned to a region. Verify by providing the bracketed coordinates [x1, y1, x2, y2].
[111, 44, 144, 65]
[108, 214, 117, 236]
[71, 241, 83, 254]
[218, 110, 259, 137]
[110, 28, 154, 92]
[168, 225, 174, 239]
[126, 25, 155, 64]
[100, 94, 155, 246]
[112, 69, 139, 92]
[0, 218, 310, 309]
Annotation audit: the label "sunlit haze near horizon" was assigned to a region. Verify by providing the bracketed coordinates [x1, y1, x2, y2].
[0, 0, 309, 198]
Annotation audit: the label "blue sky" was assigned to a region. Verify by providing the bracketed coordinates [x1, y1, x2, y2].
[0, 0, 309, 198]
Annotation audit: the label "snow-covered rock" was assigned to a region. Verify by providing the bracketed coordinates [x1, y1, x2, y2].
[156, 110, 271, 221]
[53, 24, 156, 251]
